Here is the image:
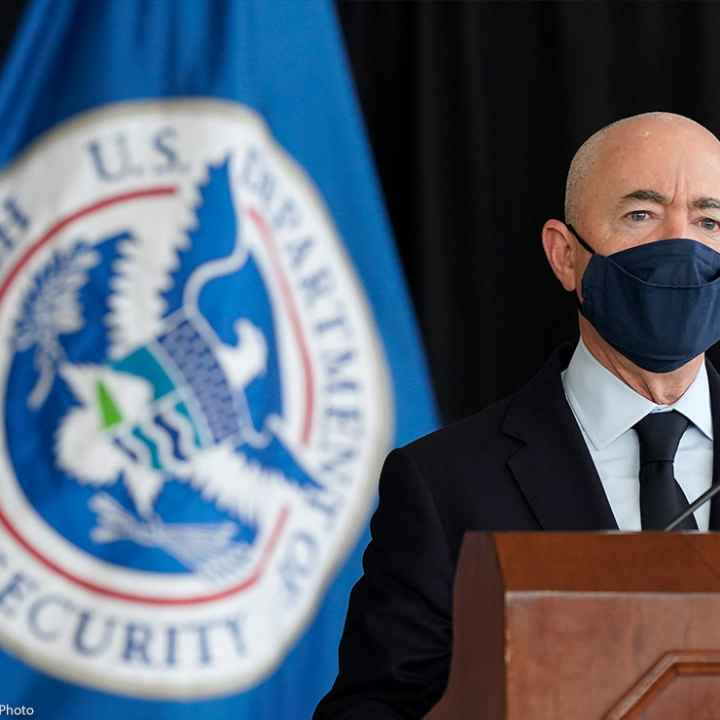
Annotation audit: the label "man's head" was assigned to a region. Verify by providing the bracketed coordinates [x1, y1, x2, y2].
[544, 112, 720, 295]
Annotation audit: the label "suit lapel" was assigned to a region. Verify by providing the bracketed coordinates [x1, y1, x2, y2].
[502, 344, 618, 530]
[705, 358, 720, 531]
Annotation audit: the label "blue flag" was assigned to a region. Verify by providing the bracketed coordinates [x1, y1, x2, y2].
[0, 0, 436, 718]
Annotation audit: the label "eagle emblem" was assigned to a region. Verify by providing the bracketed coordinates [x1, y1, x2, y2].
[12, 158, 321, 580]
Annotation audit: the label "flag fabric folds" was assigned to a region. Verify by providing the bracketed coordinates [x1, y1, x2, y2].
[0, 0, 436, 718]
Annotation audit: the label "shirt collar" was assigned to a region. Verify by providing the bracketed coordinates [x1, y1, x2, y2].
[672, 360, 713, 441]
[562, 339, 714, 451]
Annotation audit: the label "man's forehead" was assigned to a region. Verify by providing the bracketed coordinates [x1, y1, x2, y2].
[592, 130, 720, 197]
[565, 113, 720, 223]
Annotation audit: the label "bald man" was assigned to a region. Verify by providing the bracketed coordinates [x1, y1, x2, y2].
[314, 113, 720, 719]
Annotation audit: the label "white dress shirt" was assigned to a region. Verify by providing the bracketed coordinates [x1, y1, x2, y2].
[561, 339, 714, 530]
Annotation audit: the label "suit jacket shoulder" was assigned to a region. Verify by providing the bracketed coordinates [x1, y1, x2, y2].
[400, 394, 527, 561]
[313, 343, 590, 719]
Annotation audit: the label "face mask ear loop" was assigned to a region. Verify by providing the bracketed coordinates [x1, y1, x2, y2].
[566, 224, 595, 315]
[566, 224, 596, 255]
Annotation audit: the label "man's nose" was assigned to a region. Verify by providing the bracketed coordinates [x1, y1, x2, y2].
[659, 211, 691, 240]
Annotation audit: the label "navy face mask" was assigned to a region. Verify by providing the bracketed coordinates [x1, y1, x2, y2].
[568, 224, 720, 373]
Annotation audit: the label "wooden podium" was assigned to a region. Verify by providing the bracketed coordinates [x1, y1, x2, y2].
[425, 532, 720, 719]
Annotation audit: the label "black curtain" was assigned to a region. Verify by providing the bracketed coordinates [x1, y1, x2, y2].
[337, 0, 720, 423]
[2, 2, 720, 424]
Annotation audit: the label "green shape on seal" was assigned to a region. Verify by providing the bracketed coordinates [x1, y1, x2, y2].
[97, 380, 123, 429]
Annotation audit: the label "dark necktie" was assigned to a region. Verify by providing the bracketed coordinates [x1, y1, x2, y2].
[633, 410, 698, 531]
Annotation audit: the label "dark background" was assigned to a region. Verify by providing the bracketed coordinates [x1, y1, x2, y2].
[4, 1, 720, 424]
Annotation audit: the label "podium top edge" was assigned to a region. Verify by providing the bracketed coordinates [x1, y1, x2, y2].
[462, 531, 720, 593]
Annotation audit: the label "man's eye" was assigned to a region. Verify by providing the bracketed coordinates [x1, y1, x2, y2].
[627, 210, 650, 222]
[700, 217, 720, 232]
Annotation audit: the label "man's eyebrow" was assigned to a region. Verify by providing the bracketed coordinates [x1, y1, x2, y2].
[618, 190, 720, 211]
[620, 189, 669, 205]
[692, 196, 720, 210]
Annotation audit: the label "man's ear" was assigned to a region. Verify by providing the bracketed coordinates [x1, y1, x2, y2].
[542, 219, 579, 292]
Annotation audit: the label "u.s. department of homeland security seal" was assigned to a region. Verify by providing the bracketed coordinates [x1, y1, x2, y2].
[0, 100, 392, 698]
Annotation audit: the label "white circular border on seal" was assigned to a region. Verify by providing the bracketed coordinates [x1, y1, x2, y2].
[0, 100, 393, 698]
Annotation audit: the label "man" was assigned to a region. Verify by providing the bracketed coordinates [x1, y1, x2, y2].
[314, 112, 720, 719]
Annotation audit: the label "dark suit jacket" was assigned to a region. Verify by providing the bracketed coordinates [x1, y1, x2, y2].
[313, 345, 720, 719]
